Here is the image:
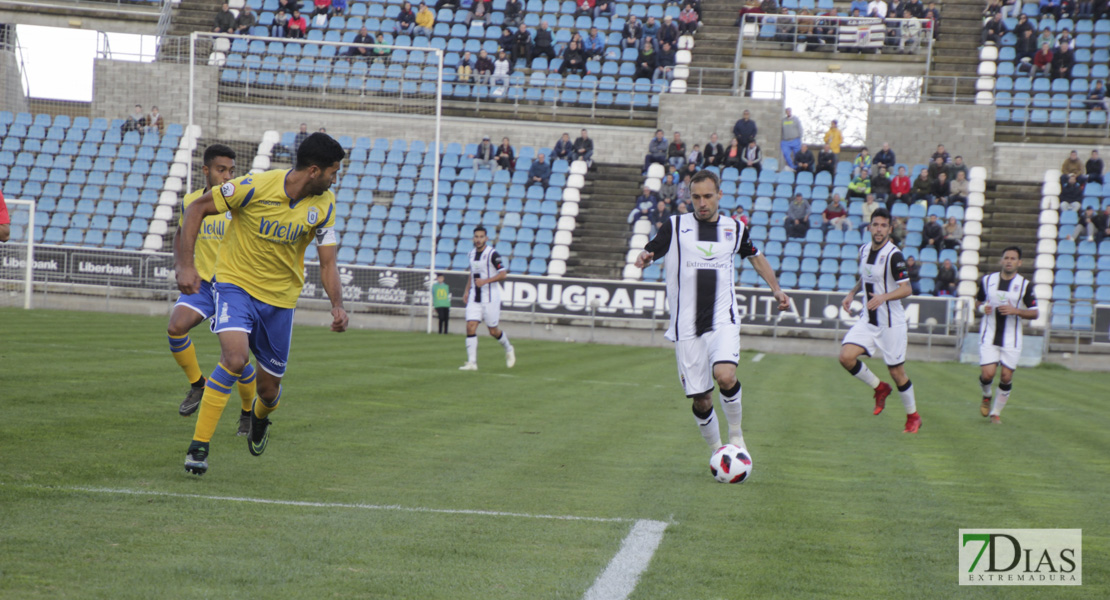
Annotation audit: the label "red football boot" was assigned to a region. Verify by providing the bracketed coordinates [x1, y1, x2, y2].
[873, 381, 892, 415]
[904, 412, 922, 433]
[980, 397, 991, 417]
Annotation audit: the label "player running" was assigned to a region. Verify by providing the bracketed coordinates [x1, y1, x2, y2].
[459, 225, 515, 371]
[838, 208, 922, 433]
[175, 133, 349, 475]
[635, 170, 790, 464]
[167, 144, 257, 436]
[975, 247, 1039, 424]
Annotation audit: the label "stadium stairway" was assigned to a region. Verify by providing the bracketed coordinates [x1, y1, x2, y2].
[169, 0, 227, 38]
[682, 0, 745, 95]
[977, 180, 1040, 277]
[565, 162, 642, 279]
[925, 0, 982, 98]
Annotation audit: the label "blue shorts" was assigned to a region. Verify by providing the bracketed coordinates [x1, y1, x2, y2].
[210, 282, 295, 377]
[174, 279, 216, 319]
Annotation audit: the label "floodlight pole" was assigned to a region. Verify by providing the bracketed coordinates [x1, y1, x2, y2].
[427, 49, 444, 334]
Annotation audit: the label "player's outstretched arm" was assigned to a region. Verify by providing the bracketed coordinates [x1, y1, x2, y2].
[747, 253, 791, 310]
[174, 191, 219, 294]
[317, 244, 349, 333]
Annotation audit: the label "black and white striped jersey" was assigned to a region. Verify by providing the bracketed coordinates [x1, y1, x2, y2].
[645, 213, 759, 342]
[467, 245, 505, 304]
[976, 272, 1038, 349]
[857, 239, 909, 328]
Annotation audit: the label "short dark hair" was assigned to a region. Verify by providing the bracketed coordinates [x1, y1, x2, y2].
[689, 169, 721, 192]
[473, 225, 487, 235]
[1002, 246, 1023, 259]
[203, 143, 236, 166]
[870, 207, 891, 223]
[295, 132, 345, 170]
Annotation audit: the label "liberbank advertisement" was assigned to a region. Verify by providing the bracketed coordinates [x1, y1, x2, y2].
[1, 245, 959, 330]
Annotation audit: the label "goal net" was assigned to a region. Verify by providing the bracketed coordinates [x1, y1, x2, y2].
[0, 198, 36, 309]
[188, 32, 444, 331]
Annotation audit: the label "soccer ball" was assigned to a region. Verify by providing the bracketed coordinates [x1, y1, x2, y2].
[709, 444, 752, 484]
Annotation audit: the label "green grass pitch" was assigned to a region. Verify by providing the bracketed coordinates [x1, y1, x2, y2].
[0, 308, 1106, 598]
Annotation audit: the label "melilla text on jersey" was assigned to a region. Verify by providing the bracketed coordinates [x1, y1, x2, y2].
[257, 216, 306, 244]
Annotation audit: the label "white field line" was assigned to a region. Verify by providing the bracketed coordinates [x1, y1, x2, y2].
[752, 353, 765, 362]
[582, 519, 669, 600]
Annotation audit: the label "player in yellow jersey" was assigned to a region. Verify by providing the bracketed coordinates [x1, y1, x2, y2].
[175, 133, 349, 475]
[166, 144, 257, 436]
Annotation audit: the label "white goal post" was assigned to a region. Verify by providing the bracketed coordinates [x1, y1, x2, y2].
[2, 198, 36, 309]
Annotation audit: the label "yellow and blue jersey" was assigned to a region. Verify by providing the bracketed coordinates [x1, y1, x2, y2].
[180, 188, 232, 283]
[212, 169, 337, 309]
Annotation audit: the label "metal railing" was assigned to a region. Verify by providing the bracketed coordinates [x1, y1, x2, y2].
[738, 13, 934, 57]
[917, 75, 982, 104]
[155, 0, 175, 38]
[998, 97, 1110, 138]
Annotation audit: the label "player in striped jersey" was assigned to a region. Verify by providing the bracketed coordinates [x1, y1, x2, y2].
[635, 170, 790, 465]
[459, 225, 515, 371]
[838, 208, 922, 433]
[975, 247, 1039, 424]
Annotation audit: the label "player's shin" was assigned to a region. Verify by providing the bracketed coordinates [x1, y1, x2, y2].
[253, 386, 282, 419]
[465, 335, 478, 363]
[168, 334, 204, 384]
[719, 381, 745, 448]
[979, 375, 993, 398]
[991, 381, 1011, 416]
[192, 363, 241, 443]
[692, 404, 722, 450]
[848, 359, 881, 389]
[495, 331, 512, 351]
[237, 363, 257, 412]
[898, 380, 916, 414]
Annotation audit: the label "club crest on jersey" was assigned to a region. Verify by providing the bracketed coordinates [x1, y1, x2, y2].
[220, 182, 235, 198]
[725, 230, 734, 241]
[224, 211, 232, 220]
[307, 208, 319, 225]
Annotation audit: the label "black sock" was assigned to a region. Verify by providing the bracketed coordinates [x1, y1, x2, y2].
[191, 376, 206, 388]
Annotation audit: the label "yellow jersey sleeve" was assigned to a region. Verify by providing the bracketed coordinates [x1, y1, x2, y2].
[181, 188, 229, 283]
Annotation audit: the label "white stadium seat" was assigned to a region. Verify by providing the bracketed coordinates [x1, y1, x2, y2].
[965, 206, 983, 222]
[645, 177, 661, 192]
[975, 91, 994, 105]
[262, 130, 281, 145]
[557, 216, 576, 232]
[552, 245, 570, 261]
[959, 265, 979, 280]
[1034, 284, 1052, 300]
[562, 187, 580, 203]
[154, 205, 173, 221]
[958, 280, 978, 297]
[672, 65, 689, 81]
[969, 179, 986, 193]
[567, 174, 585, 189]
[962, 236, 981, 251]
[1043, 169, 1061, 183]
[977, 61, 997, 76]
[1037, 224, 1057, 239]
[570, 160, 589, 175]
[959, 251, 979, 267]
[630, 233, 648, 250]
[252, 155, 271, 171]
[646, 163, 665, 179]
[678, 35, 695, 50]
[626, 249, 641, 263]
[547, 260, 566, 277]
[979, 46, 999, 61]
[976, 77, 995, 92]
[675, 50, 692, 65]
[174, 149, 191, 164]
[622, 264, 642, 280]
[1039, 209, 1059, 225]
[554, 230, 573, 246]
[208, 52, 227, 67]
[632, 219, 651, 236]
[669, 80, 687, 94]
[169, 163, 187, 179]
[1036, 239, 1057, 255]
[560, 202, 579, 217]
[1034, 269, 1054, 285]
[164, 177, 183, 193]
[1042, 181, 1061, 196]
[964, 221, 982, 236]
[149, 220, 168, 236]
[969, 166, 987, 180]
[1040, 195, 1060, 210]
[143, 234, 163, 251]
[159, 191, 178, 207]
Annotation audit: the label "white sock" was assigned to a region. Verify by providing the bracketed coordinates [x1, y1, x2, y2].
[496, 331, 513, 352]
[991, 382, 1011, 416]
[850, 360, 881, 389]
[719, 382, 745, 448]
[979, 376, 993, 398]
[465, 335, 477, 364]
[692, 406, 722, 451]
[898, 381, 916, 414]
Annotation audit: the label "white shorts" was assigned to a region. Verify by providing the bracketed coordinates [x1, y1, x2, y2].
[841, 320, 908, 366]
[980, 343, 1020, 371]
[465, 301, 501, 327]
[674, 324, 740, 397]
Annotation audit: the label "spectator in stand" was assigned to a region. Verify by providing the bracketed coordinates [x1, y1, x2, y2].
[732, 203, 748, 225]
[733, 110, 758, 148]
[927, 155, 948, 181]
[983, 0, 1003, 18]
[621, 15, 644, 50]
[1070, 206, 1098, 241]
[287, 8, 308, 36]
[634, 39, 657, 80]
[781, 108, 803, 171]
[277, 0, 301, 13]
[1086, 150, 1104, 184]
[1052, 41, 1074, 80]
[1094, 206, 1110, 243]
[703, 133, 724, 167]
[643, 129, 668, 172]
[943, 216, 963, 250]
[949, 170, 969, 206]
[490, 50, 512, 88]
[861, 194, 880, 231]
[1078, 0, 1094, 16]
[822, 194, 852, 232]
[503, 0, 523, 28]
[931, 143, 950, 164]
[532, 21, 556, 60]
[595, 0, 614, 18]
[1055, 27, 1073, 48]
[667, 132, 687, 170]
[873, 142, 896, 170]
[1032, 42, 1053, 77]
[911, 169, 933, 203]
[889, 165, 912, 207]
[643, 16, 661, 47]
[528, 153, 551, 187]
[1012, 13, 1033, 37]
[948, 155, 968, 180]
[891, 216, 907, 246]
[659, 172, 677, 203]
[394, 2, 415, 34]
[904, 256, 922, 294]
[628, 186, 658, 225]
[823, 119, 842, 154]
[559, 41, 587, 76]
[474, 49, 494, 83]
[235, 4, 257, 33]
[1002, 0, 1024, 19]
[1059, 173, 1083, 211]
[583, 27, 606, 60]
[122, 104, 145, 134]
[722, 138, 743, 169]
[922, 2, 940, 39]
[981, 12, 1008, 45]
[853, 147, 872, 176]
[471, 136, 497, 171]
[742, 139, 763, 174]
[495, 137, 515, 172]
[847, 168, 871, 200]
[655, 41, 676, 80]
[870, 165, 891, 203]
[1085, 80, 1108, 111]
[293, 123, 310, 155]
[794, 143, 815, 173]
[785, 193, 811, 238]
[271, 9, 289, 36]
[347, 26, 374, 58]
[413, 2, 434, 36]
[312, 0, 332, 18]
[467, 0, 488, 25]
[922, 214, 944, 249]
[146, 106, 165, 136]
[574, 129, 594, 166]
[1015, 28, 1038, 61]
[734, 0, 762, 26]
[868, 0, 888, 17]
[497, 26, 515, 55]
[553, 132, 573, 162]
[648, 200, 671, 236]
[575, 0, 595, 18]
[456, 51, 474, 82]
[935, 259, 957, 296]
[371, 33, 392, 61]
[679, 4, 700, 34]
[214, 3, 236, 33]
[1060, 150, 1085, 183]
[931, 172, 952, 206]
[330, 0, 347, 15]
[816, 143, 836, 175]
[687, 144, 703, 169]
